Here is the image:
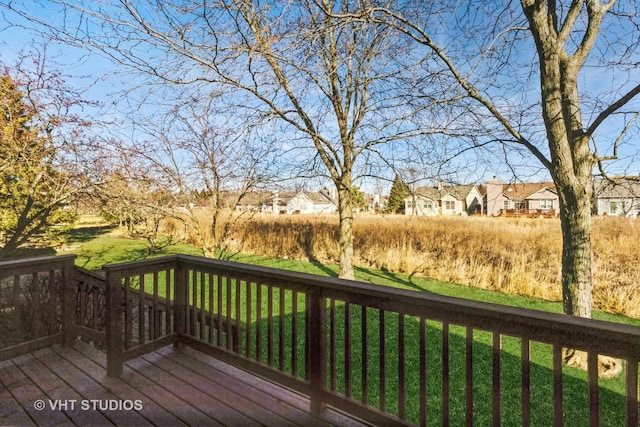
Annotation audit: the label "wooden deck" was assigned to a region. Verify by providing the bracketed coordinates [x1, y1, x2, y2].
[0, 341, 370, 427]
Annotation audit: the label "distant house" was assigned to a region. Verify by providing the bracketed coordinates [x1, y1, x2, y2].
[364, 193, 388, 213]
[234, 192, 274, 213]
[404, 184, 483, 216]
[593, 177, 640, 216]
[485, 180, 558, 217]
[270, 189, 337, 214]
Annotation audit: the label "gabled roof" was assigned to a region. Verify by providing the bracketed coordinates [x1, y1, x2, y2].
[414, 184, 479, 201]
[593, 177, 640, 199]
[502, 182, 556, 201]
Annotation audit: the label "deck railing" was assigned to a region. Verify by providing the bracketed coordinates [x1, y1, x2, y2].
[0, 255, 107, 360]
[2, 254, 640, 426]
[101, 254, 640, 427]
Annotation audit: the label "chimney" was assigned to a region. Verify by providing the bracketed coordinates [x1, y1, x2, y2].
[486, 179, 503, 216]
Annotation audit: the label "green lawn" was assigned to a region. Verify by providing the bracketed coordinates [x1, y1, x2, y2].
[63, 227, 639, 426]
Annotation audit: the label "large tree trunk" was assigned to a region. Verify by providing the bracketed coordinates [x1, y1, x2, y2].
[337, 181, 355, 280]
[556, 180, 593, 318]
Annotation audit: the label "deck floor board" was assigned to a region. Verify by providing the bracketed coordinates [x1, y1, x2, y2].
[0, 342, 370, 427]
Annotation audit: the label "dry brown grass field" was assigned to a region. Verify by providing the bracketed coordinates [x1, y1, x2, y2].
[174, 213, 640, 318]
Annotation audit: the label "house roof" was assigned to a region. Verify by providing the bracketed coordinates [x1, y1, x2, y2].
[593, 177, 640, 199]
[502, 182, 556, 201]
[413, 184, 479, 201]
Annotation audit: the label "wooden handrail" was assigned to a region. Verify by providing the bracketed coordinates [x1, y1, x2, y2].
[101, 254, 640, 426]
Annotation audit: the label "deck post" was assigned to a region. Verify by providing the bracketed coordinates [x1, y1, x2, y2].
[308, 289, 327, 414]
[174, 258, 187, 349]
[61, 256, 77, 347]
[105, 268, 124, 376]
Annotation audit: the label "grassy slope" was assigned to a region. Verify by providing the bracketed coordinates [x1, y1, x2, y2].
[63, 227, 638, 426]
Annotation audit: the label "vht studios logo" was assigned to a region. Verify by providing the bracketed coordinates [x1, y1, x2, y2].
[34, 399, 143, 411]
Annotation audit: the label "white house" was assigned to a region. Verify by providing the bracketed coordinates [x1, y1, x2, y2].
[405, 184, 483, 216]
[270, 190, 337, 214]
[593, 177, 640, 216]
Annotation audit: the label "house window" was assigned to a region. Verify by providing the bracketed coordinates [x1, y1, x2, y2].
[445, 200, 456, 210]
[610, 201, 624, 215]
[407, 200, 415, 208]
[514, 201, 525, 210]
[503, 200, 510, 210]
[540, 199, 554, 210]
[423, 200, 433, 209]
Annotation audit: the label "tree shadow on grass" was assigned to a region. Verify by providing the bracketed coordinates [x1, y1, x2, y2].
[64, 225, 116, 244]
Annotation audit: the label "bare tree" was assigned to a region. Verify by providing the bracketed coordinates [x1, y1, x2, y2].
[116, 86, 280, 258]
[344, 0, 640, 318]
[2, 0, 435, 279]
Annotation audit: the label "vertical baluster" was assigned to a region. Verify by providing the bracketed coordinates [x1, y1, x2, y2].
[200, 271, 206, 340]
[291, 290, 298, 376]
[235, 276, 241, 353]
[345, 302, 352, 398]
[588, 350, 600, 427]
[256, 283, 262, 361]
[626, 358, 638, 427]
[217, 275, 223, 346]
[32, 273, 40, 338]
[165, 269, 171, 335]
[420, 317, 427, 427]
[379, 309, 386, 411]
[268, 284, 274, 366]
[553, 345, 563, 427]
[398, 313, 406, 419]
[493, 333, 501, 427]
[330, 299, 336, 391]
[279, 286, 285, 370]
[246, 280, 252, 357]
[361, 306, 368, 405]
[226, 275, 232, 350]
[139, 274, 145, 345]
[92, 285, 99, 331]
[209, 272, 214, 343]
[442, 322, 450, 427]
[466, 328, 473, 427]
[522, 339, 531, 427]
[124, 277, 132, 349]
[49, 270, 57, 333]
[191, 270, 198, 337]
[153, 271, 159, 340]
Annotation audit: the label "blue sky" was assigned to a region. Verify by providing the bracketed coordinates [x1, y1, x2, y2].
[1, 1, 639, 192]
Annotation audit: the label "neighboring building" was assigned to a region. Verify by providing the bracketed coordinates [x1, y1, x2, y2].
[593, 177, 640, 216]
[404, 184, 483, 216]
[364, 193, 388, 213]
[485, 180, 559, 217]
[234, 191, 274, 213]
[271, 189, 337, 214]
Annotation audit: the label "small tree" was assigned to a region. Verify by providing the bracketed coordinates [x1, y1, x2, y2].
[386, 174, 410, 214]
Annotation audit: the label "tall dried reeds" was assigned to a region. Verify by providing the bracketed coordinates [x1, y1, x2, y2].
[169, 212, 640, 318]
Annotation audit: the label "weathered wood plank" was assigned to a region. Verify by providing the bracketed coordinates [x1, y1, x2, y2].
[58, 342, 186, 427]
[17, 349, 113, 427]
[178, 346, 368, 427]
[31, 347, 151, 427]
[78, 342, 214, 426]
[0, 356, 72, 426]
[0, 360, 36, 427]
[124, 356, 230, 427]
[141, 349, 293, 427]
